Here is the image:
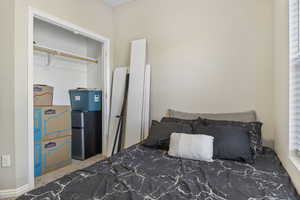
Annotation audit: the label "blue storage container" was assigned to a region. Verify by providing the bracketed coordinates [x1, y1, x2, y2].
[69, 89, 102, 111]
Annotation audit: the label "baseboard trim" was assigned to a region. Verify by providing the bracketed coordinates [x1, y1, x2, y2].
[0, 184, 30, 199]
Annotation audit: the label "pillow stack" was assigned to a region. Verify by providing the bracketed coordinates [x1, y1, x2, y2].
[142, 109, 263, 164]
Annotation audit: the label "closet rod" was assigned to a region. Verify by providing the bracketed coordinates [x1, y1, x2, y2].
[33, 43, 98, 64]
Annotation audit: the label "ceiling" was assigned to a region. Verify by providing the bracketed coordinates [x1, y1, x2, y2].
[103, 0, 134, 7]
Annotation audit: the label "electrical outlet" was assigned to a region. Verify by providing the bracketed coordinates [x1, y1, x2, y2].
[1, 154, 11, 168]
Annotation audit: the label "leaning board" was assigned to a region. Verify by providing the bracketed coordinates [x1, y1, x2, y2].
[141, 64, 151, 140]
[107, 67, 127, 156]
[125, 39, 147, 148]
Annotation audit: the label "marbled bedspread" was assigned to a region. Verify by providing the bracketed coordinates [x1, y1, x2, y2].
[18, 145, 300, 200]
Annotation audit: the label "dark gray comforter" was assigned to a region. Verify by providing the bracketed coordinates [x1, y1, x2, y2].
[18, 145, 300, 200]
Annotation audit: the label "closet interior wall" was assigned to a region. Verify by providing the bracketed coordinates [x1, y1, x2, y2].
[33, 18, 103, 105]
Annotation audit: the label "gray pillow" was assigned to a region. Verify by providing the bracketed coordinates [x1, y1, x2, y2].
[193, 124, 254, 163]
[197, 118, 263, 157]
[143, 121, 193, 150]
[168, 109, 256, 122]
[160, 117, 197, 126]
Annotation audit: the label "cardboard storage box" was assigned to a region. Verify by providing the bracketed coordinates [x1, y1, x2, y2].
[34, 136, 72, 176]
[34, 84, 53, 106]
[34, 106, 71, 142]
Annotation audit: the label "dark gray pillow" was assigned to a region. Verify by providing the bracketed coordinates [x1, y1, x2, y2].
[160, 117, 197, 126]
[198, 118, 263, 156]
[194, 125, 253, 163]
[143, 120, 193, 150]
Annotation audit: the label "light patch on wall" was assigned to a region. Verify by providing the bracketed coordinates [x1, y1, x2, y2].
[103, 0, 134, 7]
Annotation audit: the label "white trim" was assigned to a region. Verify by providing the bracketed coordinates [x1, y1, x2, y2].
[102, 40, 112, 156]
[0, 184, 30, 199]
[27, 7, 111, 191]
[27, 7, 35, 191]
[290, 152, 300, 172]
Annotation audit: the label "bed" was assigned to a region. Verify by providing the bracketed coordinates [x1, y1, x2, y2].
[18, 144, 299, 200]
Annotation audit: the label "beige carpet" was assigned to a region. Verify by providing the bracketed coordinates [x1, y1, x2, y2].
[1, 154, 106, 200]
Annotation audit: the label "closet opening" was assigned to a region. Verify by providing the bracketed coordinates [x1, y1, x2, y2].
[27, 8, 111, 190]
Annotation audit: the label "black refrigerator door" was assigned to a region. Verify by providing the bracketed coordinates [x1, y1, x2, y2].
[71, 111, 102, 160]
[84, 111, 102, 155]
[71, 111, 84, 128]
[72, 128, 85, 160]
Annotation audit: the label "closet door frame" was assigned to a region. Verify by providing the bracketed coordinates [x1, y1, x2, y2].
[27, 7, 111, 190]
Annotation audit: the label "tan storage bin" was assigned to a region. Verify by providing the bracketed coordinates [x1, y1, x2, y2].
[34, 84, 53, 106]
[34, 106, 71, 142]
[34, 136, 72, 176]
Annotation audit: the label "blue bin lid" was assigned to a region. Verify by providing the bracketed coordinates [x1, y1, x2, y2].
[69, 88, 102, 92]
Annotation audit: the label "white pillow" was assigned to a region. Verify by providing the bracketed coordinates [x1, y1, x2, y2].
[168, 133, 214, 162]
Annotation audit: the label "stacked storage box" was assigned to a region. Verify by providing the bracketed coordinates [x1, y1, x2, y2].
[33, 85, 72, 176]
[34, 84, 54, 106]
[69, 89, 102, 160]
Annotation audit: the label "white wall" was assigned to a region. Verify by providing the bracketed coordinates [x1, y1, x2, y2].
[0, 0, 17, 190]
[113, 0, 274, 146]
[0, 0, 113, 192]
[274, 0, 300, 192]
[33, 19, 102, 105]
[86, 39, 104, 89]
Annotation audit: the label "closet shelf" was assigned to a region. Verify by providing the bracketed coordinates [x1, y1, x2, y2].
[33, 43, 98, 64]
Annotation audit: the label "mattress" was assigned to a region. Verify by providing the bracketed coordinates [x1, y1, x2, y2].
[18, 145, 300, 200]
